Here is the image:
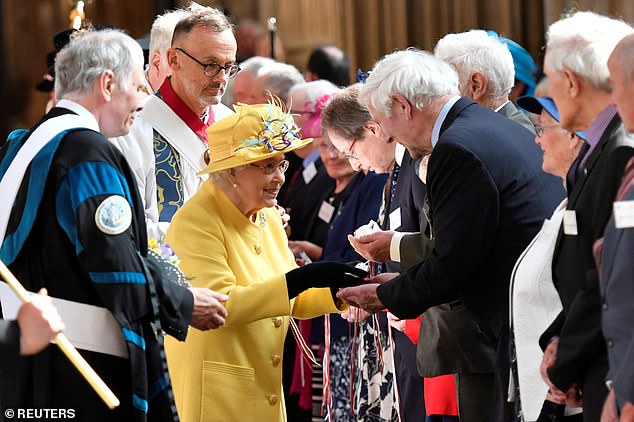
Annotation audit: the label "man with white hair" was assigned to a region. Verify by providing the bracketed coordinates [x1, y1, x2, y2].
[112, 5, 235, 239]
[348, 31, 563, 419]
[351, 30, 546, 272]
[353, 30, 544, 266]
[537, 11, 634, 420]
[0, 29, 226, 421]
[336, 49, 564, 421]
[145, 7, 190, 93]
[435, 29, 534, 132]
[251, 62, 305, 103]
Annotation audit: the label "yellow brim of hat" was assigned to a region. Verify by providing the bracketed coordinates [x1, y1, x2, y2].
[200, 136, 313, 174]
[199, 102, 314, 175]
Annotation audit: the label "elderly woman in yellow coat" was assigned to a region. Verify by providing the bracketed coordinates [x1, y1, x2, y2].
[164, 103, 366, 422]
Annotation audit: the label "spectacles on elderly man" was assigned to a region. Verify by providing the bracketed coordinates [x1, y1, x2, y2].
[175, 47, 240, 79]
[316, 140, 353, 159]
[250, 159, 290, 175]
[343, 138, 360, 161]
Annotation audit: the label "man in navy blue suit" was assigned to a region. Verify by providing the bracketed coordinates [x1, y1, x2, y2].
[337, 49, 564, 421]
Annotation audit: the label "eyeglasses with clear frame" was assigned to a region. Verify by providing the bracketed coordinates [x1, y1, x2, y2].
[344, 138, 360, 161]
[316, 141, 346, 158]
[534, 124, 560, 137]
[175, 47, 240, 78]
[250, 159, 290, 175]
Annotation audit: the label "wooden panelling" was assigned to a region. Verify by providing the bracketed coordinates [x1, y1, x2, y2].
[3, 0, 634, 140]
[0, 0, 156, 138]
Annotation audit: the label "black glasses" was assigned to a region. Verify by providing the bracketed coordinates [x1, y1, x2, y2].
[535, 124, 560, 137]
[175, 47, 240, 79]
[250, 159, 290, 175]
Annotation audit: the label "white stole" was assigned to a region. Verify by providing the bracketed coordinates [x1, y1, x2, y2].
[0, 114, 93, 249]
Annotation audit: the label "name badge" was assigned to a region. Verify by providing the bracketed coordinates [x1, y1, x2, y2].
[318, 201, 335, 223]
[613, 200, 634, 228]
[302, 162, 317, 184]
[563, 210, 578, 235]
[389, 207, 402, 231]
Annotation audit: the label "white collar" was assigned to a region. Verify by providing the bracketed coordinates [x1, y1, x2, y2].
[56, 99, 101, 132]
[495, 100, 510, 112]
[431, 95, 461, 149]
[395, 142, 406, 166]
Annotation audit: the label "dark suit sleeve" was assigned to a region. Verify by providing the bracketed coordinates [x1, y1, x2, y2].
[548, 269, 605, 389]
[378, 143, 498, 318]
[539, 311, 565, 350]
[603, 223, 634, 405]
[615, 315, 634, 405]
[144, 257, 193, 341]
[0, 320, 20, 370]
[616, 356, 634, 405]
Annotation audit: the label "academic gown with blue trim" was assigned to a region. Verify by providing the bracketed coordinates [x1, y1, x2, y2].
[0, 107, 193, 422]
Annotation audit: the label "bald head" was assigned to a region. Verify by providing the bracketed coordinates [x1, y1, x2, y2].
[611, 33, 634, 85]
[609, 33, 634, 132]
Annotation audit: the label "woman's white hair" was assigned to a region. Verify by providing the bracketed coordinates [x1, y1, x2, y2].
[545, 10, 633, 91]
[434, 30, 514, 100]
[55, 29, 144, 99]
[287, 80, 339, 112]
[208, 165, 248, 184]
[359, 49, 459, 116]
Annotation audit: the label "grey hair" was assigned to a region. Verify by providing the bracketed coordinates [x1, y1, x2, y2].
[235, 56, 276, 83]
[288, 80, 339, 112]
[55, 29, 143, 99]
[240, 56, 276, 74]
[209, 165, 248, 184]
[256, 63, 305, 103]
[149, 8, 190, 68]
[322, 84, 371, 141]
[545, 10, 633, 91]
[359, 49, 459, 116]
[171, 3, 233, 45]
[434, 30, 514, 100]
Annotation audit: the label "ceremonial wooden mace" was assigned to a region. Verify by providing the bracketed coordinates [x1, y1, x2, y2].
[0, 259, 119, 409]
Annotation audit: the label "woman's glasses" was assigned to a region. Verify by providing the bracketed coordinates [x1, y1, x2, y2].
[250, 159, 290, 175]
[535, 124, 560, 137]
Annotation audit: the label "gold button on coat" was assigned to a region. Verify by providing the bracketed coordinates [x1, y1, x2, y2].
[273, 317, 283, 328]
[271, 355, 281, 366]
[255, 244, 262, 254]
[268, 394, 278, 405]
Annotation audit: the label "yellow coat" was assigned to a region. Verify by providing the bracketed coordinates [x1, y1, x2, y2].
[165, 181, 341, 422]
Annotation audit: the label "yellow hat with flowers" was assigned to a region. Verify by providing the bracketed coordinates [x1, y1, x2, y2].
[200, 100, 313, 174]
